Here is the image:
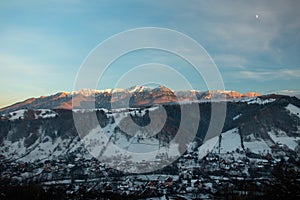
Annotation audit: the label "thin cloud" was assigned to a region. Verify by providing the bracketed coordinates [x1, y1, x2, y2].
[227, 68, 300, 81]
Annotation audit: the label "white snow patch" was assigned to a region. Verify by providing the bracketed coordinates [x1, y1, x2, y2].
[220, 128, 242, 153]
[19, 136, 61, 162]
[241, 97, 276, 105]
[1, 138, 27, 158]
[36, 109, 58, 119]
[6, 109, 58, 121]
[244, 140, 271, 154]
[8, 109, 26, 120]
[233, 114, 242, 120]
[268, 131, 299, 150]
[198, 136, 219, 159]
[286, 103, 300, 117]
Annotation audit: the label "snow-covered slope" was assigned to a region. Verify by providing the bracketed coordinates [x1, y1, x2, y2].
[199, 126, 300, 159]
[0, 107, 185, 173]
[1, 95, 300, 172]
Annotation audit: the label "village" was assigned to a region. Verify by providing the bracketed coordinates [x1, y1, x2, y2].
[1, 140, 299, 199]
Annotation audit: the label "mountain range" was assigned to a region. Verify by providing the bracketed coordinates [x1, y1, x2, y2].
[0, 86, 299, 172]
[0, 85, 261, 114]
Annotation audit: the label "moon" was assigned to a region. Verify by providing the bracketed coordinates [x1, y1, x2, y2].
[256, 14, 259, 19]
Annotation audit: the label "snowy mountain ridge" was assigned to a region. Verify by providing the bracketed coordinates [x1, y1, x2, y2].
[0, 86, 266, 114]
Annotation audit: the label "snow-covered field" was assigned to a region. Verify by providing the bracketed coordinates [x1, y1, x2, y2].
[4, 109, 58, 121]
[286, 103, 300, 117]
[198, 126, 299, 157]
[243, 140, 271, 154]
[198, 136, 219, 159]
[240, 97, 276, 105]
[219, 129, 243, 153]
[268, 130, 299, 150]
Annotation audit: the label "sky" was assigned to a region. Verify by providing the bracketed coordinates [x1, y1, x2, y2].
[0, 0, 299, 108]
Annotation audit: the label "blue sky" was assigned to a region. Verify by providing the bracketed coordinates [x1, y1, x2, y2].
[0, 0, 299, 107]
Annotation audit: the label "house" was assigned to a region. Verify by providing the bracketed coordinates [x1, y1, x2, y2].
[164, 176, 173, 187]
[147, 180, 158, 190]
[43, 160, 52, 172]
[104, 183, 113, 192]
[193, 179, 202, 189]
